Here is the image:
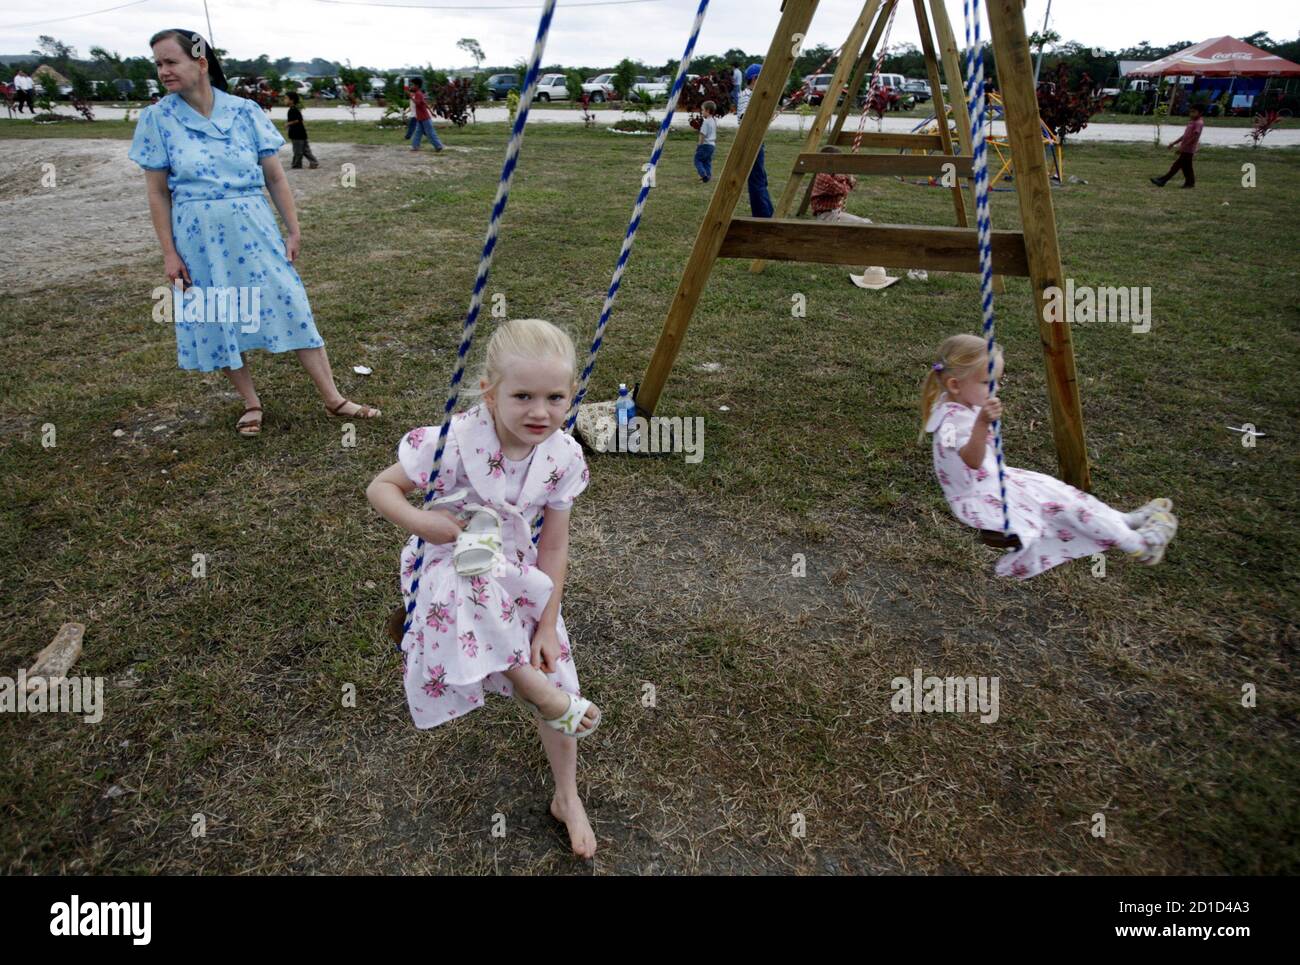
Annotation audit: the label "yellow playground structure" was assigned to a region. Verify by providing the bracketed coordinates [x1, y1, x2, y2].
[906, 90, 1061, 187]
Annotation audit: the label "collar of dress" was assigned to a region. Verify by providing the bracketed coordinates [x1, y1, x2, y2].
[165, 87, 238, 140]
[450, 402, 569, 541]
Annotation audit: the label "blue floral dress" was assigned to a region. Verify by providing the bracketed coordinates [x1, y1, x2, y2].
[128, 87, 325, 372]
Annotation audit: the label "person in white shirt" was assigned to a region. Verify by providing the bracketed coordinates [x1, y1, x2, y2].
[695, 100, 718, 182]
[12, 70, 36, 114]
[736, 64, 774, 217]
[730, 62, 743, 112]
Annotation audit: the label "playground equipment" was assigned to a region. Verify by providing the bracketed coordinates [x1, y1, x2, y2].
[634, 0, 1092, 498]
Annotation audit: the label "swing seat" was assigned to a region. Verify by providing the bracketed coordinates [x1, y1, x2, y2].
[978, 529, 1021, 550]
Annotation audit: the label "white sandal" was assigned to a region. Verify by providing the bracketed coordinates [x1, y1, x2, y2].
[453, 505, 503, 576]
[516, 691, 601, 739]
[1127, 497, 1173, 527]
[1128, 510, 1178, 566]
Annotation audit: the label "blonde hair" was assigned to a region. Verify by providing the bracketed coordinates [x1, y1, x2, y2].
[467, 317, 577, 400]
[918, 333, 1003, 440]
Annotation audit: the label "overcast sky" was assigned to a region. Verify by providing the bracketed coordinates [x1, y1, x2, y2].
[2, 0, 1295, 70]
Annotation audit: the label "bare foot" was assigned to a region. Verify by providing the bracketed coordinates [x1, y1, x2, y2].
[551, 794, 596, 859]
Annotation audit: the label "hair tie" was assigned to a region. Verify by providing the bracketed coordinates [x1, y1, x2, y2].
[932, 362, 945, 372]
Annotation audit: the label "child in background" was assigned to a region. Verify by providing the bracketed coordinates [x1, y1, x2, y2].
[1151, 104, 1204, 189]
[809, 146, 901, 290]
[695, 100, 717, 183]
[284, 92, 319, 170]
[921, 333, 1177, 579]
[366, 318, 599, 858]
[407, 78, 444, 153]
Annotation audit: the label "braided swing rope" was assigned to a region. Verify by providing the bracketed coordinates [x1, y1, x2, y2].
[962, 0, 1011, 538]
[563, 0, 711, 434]
[854, 0, 900, 149]
[400, 0, 558, 641]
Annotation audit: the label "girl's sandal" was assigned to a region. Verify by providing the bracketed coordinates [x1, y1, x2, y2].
[236, 406, 263, 438]
[515, 691, 601, 740]
[452, 506, 504, 576]
[1128, 510, 1179, 566]
[328, 398, 382, 419]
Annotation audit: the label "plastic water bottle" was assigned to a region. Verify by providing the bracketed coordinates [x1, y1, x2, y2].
[615, 383, 641, 452]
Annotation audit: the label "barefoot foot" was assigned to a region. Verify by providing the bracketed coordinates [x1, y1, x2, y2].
[550, 794, 596, 859]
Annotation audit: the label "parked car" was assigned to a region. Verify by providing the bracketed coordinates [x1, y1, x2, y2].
[859, 72, 912, 112]
[628, 75, 668, 101]
[902, 78, 931, 102]
[583, 73, 617, 102]
[486, 73, 521, 100]
[802, 73, 834, 105]
[535, 73, 570, 102]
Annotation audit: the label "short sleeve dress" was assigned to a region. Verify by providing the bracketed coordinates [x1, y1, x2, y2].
[926, 393, 1143, 578]
[128, 87, 325, 372]
[393, 404, 591, 729]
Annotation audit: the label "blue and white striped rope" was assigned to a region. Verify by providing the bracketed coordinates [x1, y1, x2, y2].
[400, 0, 557, 642]
[962, 0, 1011, 538]
[564, 0, 711, 433]
[526, 0, 712, 546]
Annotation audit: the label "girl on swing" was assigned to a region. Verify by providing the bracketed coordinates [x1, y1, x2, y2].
[366, 318, 599, 858]
[921, 333, 1178, 579]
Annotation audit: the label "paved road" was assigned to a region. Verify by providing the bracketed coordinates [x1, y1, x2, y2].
[11, 104, 1299, 147]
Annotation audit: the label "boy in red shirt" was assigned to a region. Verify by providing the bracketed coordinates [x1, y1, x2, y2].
[1151, 104, 1203, 188]
[407, 78, 444, 153]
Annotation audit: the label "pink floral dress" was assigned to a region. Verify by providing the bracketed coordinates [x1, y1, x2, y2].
[395, 403, 590, 728]
[926, 394, 1143, 578]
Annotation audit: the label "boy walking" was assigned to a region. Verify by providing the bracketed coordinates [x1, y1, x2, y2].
[695, 101, 718, 183]
[1151, 105, 1203, 189]
[408, 78, 444, 153]
[285, 92, 319, 169]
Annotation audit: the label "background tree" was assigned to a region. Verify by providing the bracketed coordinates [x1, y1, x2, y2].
[457, 38, 485, 70]
[1036, 62, 1106, 144]
[612, 57, 637, 100]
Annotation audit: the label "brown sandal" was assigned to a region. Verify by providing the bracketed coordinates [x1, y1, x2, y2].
[328, 398, 382, 419]
[236, 406, 263, 437]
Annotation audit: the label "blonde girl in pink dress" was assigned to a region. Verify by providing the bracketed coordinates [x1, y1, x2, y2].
[920, 334, 1178, 579]
[367, 318, 599, 857]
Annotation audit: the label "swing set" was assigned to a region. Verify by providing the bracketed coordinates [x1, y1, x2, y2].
[390, 0, 1091, 644]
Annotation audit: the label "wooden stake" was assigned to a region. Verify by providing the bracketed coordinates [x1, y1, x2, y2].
[987, 0, 1090, 489]
[638, 0, 822, 416]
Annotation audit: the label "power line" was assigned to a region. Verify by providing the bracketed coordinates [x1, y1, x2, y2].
[2, 0, 152, 31]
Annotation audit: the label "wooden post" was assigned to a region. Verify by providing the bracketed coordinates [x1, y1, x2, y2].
[986, 0, 1090, 489]
[795, 0, 898, 217]
[750, 0, 881, 273]
[638, 0, 822, 416]
[930, 0, 1003, 291]
[912, 0, 966, 227]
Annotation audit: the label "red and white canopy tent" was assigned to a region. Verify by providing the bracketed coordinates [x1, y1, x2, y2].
[1128, 36, 1300, 78]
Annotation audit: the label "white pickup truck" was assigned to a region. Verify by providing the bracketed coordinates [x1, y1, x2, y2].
[629, 75, 669, 102]
[535, 73, 570, 102]
[582, 73, 617, 102]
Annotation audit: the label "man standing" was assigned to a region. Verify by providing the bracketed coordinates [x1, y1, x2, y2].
[736, 63, 774, 218]
[730, 61, 743, 113]
[13, 70, 35, 113]
[1150, 104, 1204, 189]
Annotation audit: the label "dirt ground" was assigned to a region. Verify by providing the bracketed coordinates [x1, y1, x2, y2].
[0, 139, 474, 295]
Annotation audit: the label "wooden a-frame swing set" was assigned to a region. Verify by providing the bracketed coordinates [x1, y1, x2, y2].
[633, 0, 1092, 494]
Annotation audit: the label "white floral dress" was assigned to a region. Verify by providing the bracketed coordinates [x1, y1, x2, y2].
[395, 403, 590, 728]
[926, 394, 1143, 578]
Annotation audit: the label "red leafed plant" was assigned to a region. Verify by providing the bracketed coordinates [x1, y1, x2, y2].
[678, 69, 736, 130]
[432, 77, 476, 127]
[1247, 109, 1283, 147]
[1035, 63, 1106, 144]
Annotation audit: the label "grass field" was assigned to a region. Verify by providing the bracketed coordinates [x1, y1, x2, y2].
[1, 117, 1297, 874]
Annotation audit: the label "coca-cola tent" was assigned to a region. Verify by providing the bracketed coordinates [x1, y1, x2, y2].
[1128, 36, 1300, 78]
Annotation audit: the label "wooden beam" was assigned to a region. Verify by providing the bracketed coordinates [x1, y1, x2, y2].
[637, 0, 822, 417]
[795, 151, 974, 178]
[929, 0, 974, 156]
[987, 0, 1090, 490]
[718, 218, 1031, 276]
[913, 0, 967, 227]
[750, 0, 882, 274]
[796, 0, 899, 217]
[833, 130, 943, 150]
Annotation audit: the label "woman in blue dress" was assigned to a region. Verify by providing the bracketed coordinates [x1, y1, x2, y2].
[129, 29, 381, 436]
